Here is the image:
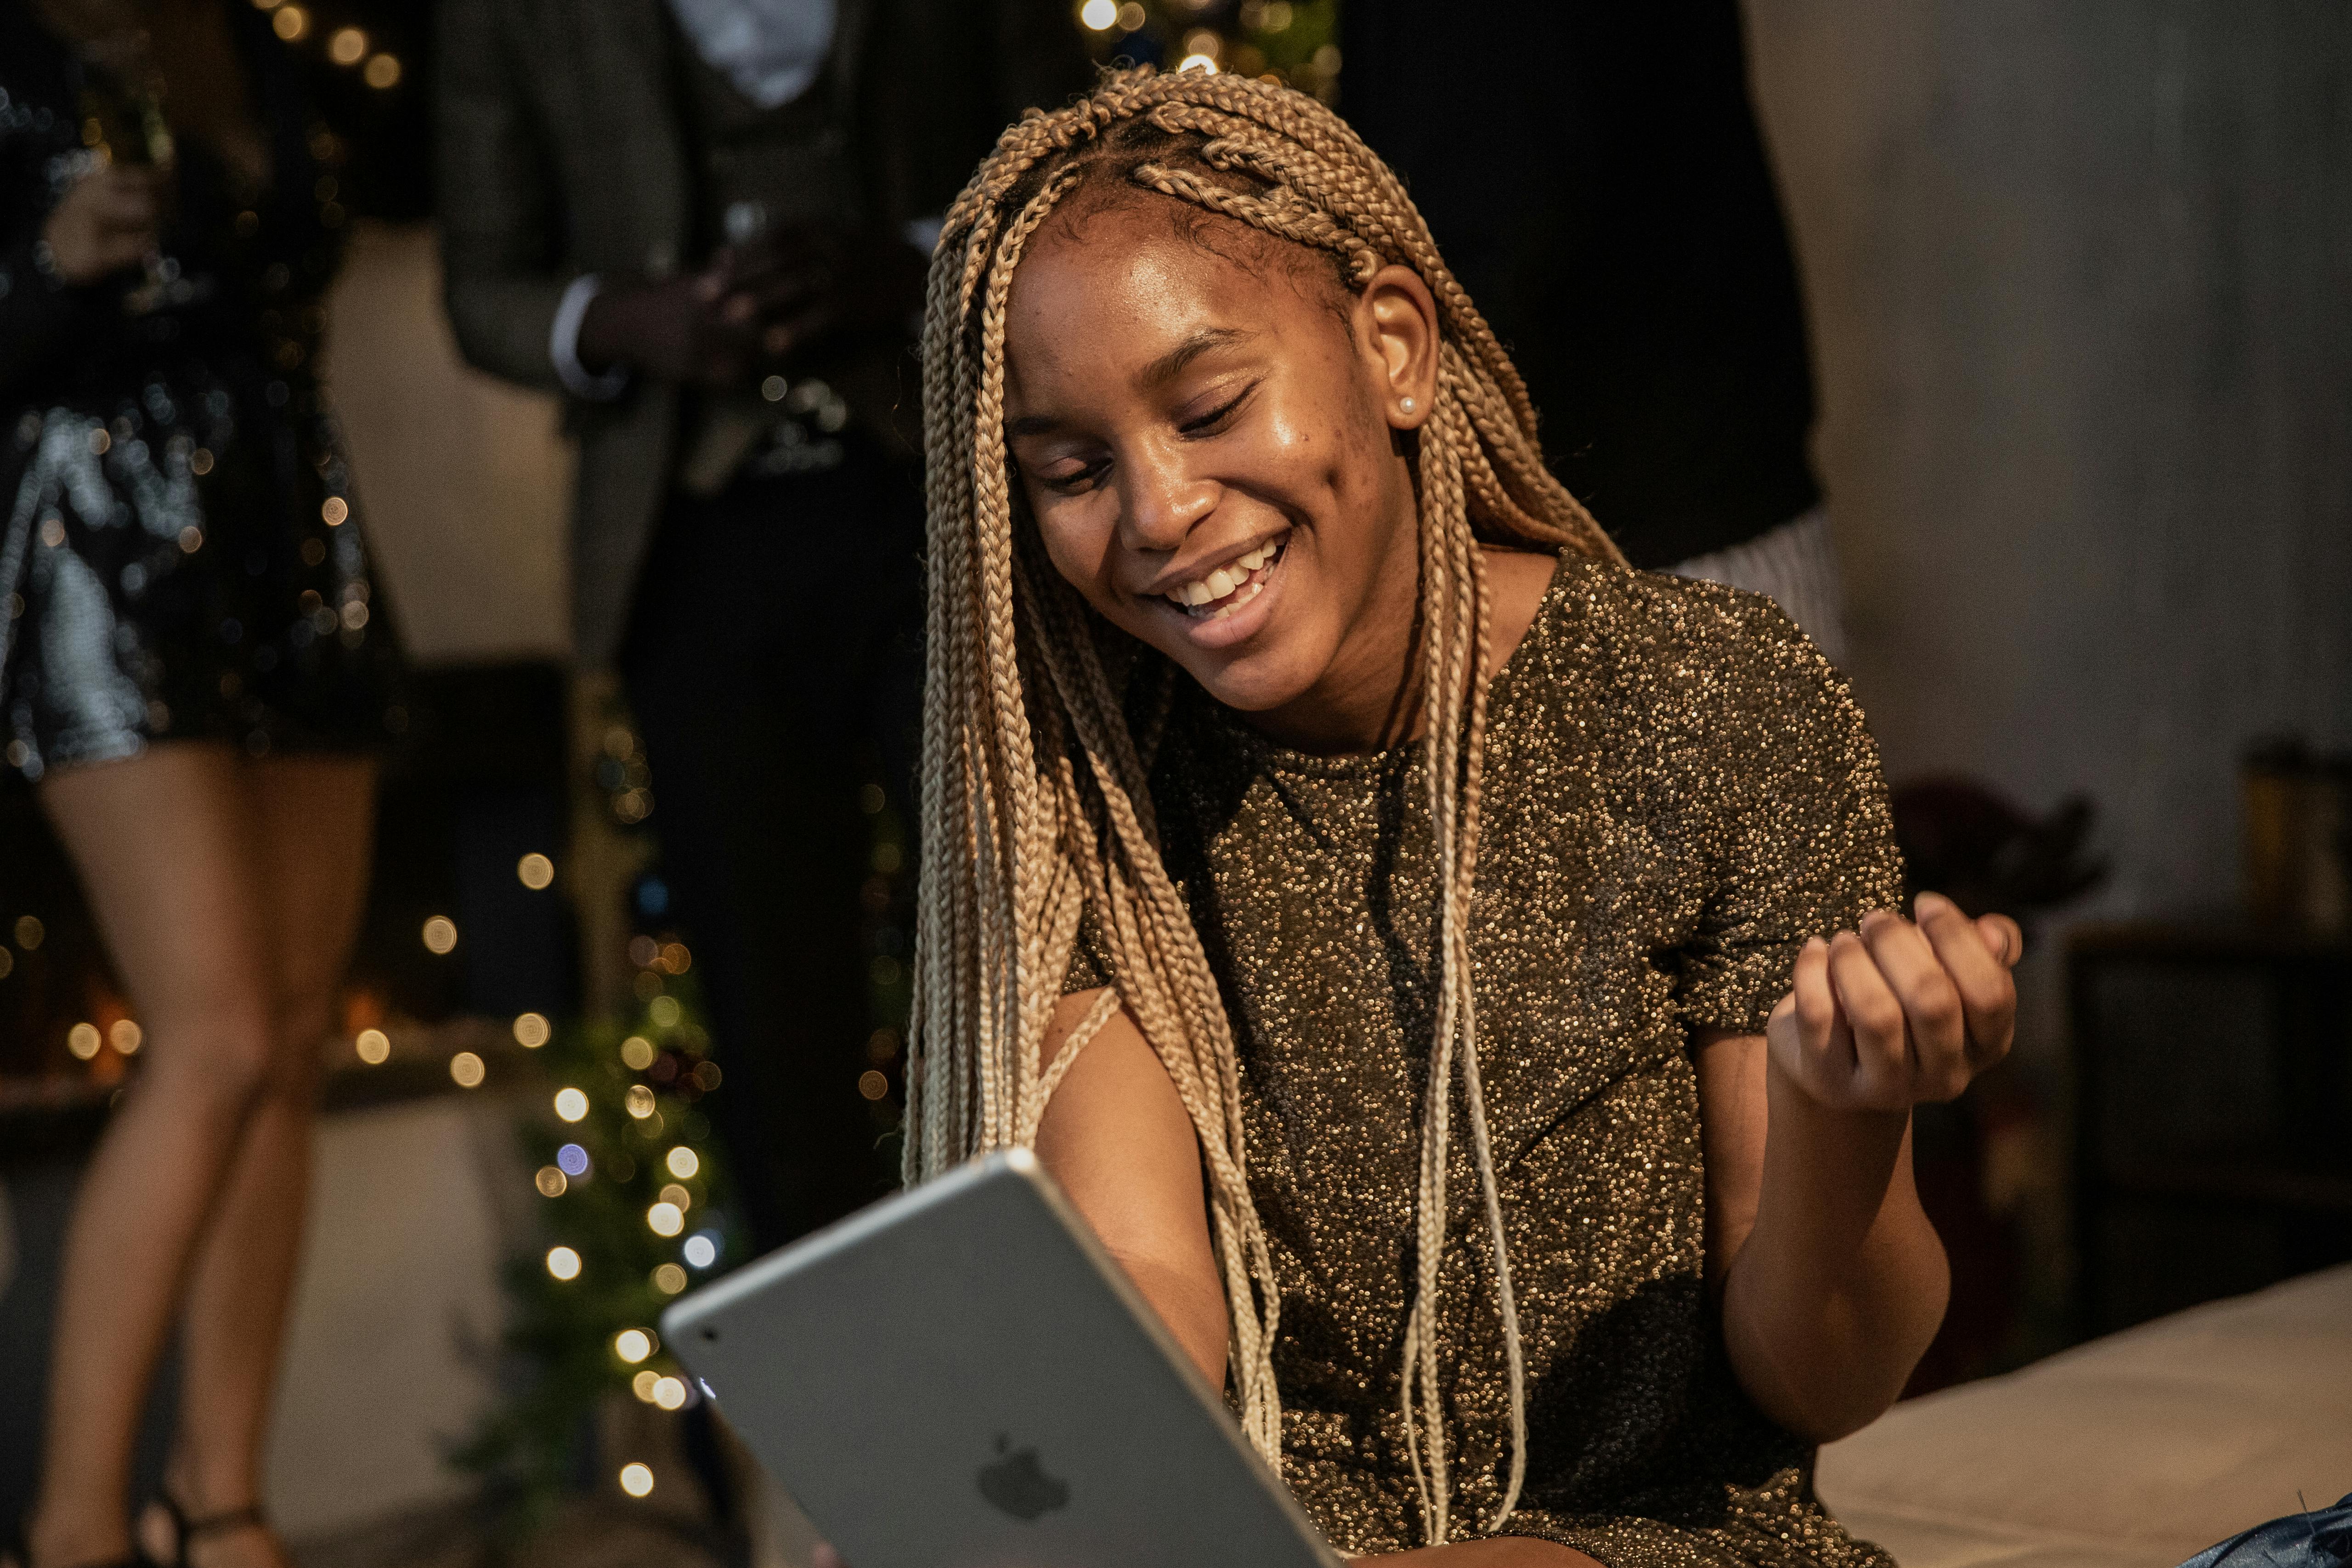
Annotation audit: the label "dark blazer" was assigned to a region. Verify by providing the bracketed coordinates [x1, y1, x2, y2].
[435, 0, 1089, 665]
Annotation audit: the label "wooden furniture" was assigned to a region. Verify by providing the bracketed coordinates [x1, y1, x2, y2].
[2066, 922, 2352, 1338]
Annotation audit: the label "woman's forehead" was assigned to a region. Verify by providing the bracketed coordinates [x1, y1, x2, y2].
[1007, 202, 1345, 375]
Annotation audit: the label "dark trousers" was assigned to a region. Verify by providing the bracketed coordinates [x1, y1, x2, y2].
[620, 438, 924, 1254]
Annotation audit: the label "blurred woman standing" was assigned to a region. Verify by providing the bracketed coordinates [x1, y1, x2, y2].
[0, 4, 401, 1568]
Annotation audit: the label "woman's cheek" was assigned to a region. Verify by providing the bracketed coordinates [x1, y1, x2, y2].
[1034, 497, 1127, 621]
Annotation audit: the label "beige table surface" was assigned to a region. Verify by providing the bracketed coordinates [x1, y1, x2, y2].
[1817, 1263, 2352, 1567]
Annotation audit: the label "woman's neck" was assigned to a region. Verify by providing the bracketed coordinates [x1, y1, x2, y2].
[1239, 544, 1557, 756]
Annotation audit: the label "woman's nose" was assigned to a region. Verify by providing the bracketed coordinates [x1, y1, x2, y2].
[1116, 447, 1216, 554]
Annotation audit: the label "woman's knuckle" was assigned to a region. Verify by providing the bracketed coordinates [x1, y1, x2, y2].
[1913, 981, 1962, 1035]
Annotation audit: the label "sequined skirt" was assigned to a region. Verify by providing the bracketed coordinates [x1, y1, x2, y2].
[1, 364, 403, 782]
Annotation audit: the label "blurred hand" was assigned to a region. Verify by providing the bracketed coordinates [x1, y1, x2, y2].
[576, 226, 927, 390]
[40, 164, 163, 285]
[1765, 892, 2023, 1111]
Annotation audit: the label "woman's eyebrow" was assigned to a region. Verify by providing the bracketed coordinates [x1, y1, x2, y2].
[1139, 327, 1255, 389]
[1006, 327, 1259, 440]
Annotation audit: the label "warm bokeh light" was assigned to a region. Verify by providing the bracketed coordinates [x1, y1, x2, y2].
[1178, 52, 1219, 74]
[1079, 0, 1117, 30]
[449, 1051, 486, 1088]
[421, 915, 458, 954]
[646, 1201, 684, 1237]
[620, 1036, 656, 1070]
[858, 1069, 889, 1101]
[666, 1146, 699, 1179]
[1116, 0, 1145, 27]
[355, 1027, 390, 1065]
[109, 1019, 143, 1054]
[659, 941, 690, 974]
[658, 1183, 692, 1212]
[322, 496, 348, 525]
[513, 1012, 550, 1048]
[67, 1022, 101, 1060]
[554, 1087, 589, 1122]
[652, 1376, 689, 1410]
[517, 852, 555, 890]
[647, 996, 681, 1028]
[328, 26, 367, 64]
[363, 52, 402, 90]
[272, 5, 306, 40]
[632, 1369, 662, 1402]
[624, 1084, 656, 1119]
[652, 1263, 688, 1295]
[534, 1166, 567, 1197]
[618, 1462, 655, 1498]
[15, 915, 45, 949]
[545, 1245, 581, 1280]
[614, 1328, 654, 1364]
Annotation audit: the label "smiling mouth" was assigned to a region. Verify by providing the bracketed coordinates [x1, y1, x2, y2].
[1161, 538, 1287, 623]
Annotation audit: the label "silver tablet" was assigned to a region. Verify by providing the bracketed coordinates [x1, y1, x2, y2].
[661, 1147, 1339, 1568]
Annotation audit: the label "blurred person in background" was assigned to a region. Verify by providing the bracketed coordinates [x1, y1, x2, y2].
[1342, 0, 1848, 663]
[435, 0, 1088, 1253]
[0, 3, 403, 1568]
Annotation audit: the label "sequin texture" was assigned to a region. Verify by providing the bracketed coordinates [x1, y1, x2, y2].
[1071, 554, 1907, 1564]
[0, 8, 402, 780]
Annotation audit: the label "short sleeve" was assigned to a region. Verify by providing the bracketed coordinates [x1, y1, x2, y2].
[1061, 903, 1114, 996]
[1672, 593, 1907, 1037]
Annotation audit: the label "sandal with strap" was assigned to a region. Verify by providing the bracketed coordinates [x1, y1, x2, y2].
[152, 1500, 268, 1568]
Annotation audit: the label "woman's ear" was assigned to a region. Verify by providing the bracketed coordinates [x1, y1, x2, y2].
[1356, 264, 1441, 432]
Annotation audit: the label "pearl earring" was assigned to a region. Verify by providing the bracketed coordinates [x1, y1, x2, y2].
[1399, 396, 1417, 415]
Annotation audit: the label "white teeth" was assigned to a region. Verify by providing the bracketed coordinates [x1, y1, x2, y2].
[1165, 539, 1285, 613]
[1205, 577, 1267, 622]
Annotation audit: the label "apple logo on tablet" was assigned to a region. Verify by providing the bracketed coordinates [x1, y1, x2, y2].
[977, 1433, 1070, 1521]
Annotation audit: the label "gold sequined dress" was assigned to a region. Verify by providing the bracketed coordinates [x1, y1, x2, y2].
[1070, 553, 1907, 1565]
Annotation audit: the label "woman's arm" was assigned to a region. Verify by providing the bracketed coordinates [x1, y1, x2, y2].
[1031, 992, 1601, 1566]
[1033, 988, 1230, 1386]
[1698, 892, 2021, 1443]
[0, 165, 158, 401]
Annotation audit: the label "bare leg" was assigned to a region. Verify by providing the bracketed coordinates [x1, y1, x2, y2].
[28, 745, 278, 1568]
[164, 754, 376, 1568]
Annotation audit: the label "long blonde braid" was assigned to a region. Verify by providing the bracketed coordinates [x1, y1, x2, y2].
[904, 67, 1625, 1543]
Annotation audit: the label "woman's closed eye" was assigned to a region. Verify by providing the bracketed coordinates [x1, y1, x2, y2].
[1179, 381, 1257, 437]
[1023, 383, 1259, 496]
[1030, 453, 1111, 495]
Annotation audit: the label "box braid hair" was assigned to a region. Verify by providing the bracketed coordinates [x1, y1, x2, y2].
[903, 66, 1626, 1543]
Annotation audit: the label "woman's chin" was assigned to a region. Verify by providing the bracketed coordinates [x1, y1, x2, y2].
[1172, 644, 1318, 718]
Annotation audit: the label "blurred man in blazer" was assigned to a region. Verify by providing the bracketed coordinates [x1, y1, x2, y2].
[438, 0, 1090, 1249]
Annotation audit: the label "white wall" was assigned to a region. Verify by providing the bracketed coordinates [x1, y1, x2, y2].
[323, 222, 575, 668]
[1744, 0, 2352, 918]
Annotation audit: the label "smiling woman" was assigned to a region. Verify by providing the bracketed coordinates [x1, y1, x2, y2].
[905, 68, 2020, 1568]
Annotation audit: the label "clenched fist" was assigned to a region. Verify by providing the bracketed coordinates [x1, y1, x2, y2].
[1766, 891, 2022, 1111]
